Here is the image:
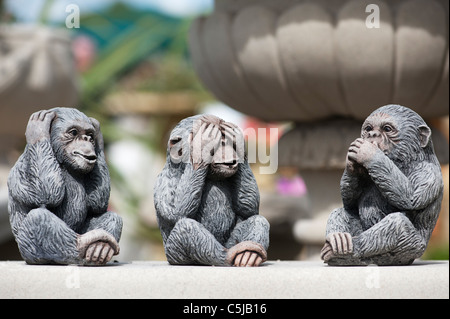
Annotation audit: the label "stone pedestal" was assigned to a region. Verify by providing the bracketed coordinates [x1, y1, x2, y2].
[0, 260, 448, 299]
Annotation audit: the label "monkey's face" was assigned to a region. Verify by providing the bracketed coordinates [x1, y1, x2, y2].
[52, 115, 98, 174]
[361, 112, 399, 155]
[168, 115, 244, 180]
[208, 134, 239, 179]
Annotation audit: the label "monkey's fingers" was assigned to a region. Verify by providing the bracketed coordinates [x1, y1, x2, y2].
[335, 233, 345, 254]
[203, 122, 215, 138]
[347, 150, 358, 162]
[339, 232, 350, 254]
[240, 251, 252, 266]
[91, 242, 105, 263]
[227, 241, 267, 266]
[348, 144, 360, 153]
[322, 250, 333, 262]
[192, 125, 206, 165]
[234, 251, 262, 267]
[326, 233, 339, 254]
[193, 122, 208, 139]
[320, 244, 331, 260]
[254, 256, 263, 267]
[98, 243, 114, 264]
[223, 125, 237, 141]
[246, 252, 258, 267]
[344, 233, 353, 254]
[210, 126, 222, 147]
[77, 229, 120, 256]
[85, 242, 98, 262]
[350, 138, 364, 148]
[234, 252, 244, 267]
[29, 110, 47, 122]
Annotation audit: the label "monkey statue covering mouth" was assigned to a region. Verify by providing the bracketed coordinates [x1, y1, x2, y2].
[321, 104, 444, 266]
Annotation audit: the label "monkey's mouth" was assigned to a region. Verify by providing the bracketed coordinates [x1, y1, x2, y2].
[213, 161, 238, 170]
[210, 161, 239, 179]
[73, 151, 97, 165]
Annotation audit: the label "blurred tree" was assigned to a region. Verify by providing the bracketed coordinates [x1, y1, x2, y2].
[72, 3, 210, 112]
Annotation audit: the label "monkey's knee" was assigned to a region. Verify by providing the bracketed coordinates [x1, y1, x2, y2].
[354, 212, 426, 264]
[165, 218, 204, 263]
[227, 215, 270, 250]
[16, 208, 78, 264]
[165, 218, 227, 266]
[383, 213, 426, 255]
[81, 211, 123, 242]
[326, 207, 363, 236]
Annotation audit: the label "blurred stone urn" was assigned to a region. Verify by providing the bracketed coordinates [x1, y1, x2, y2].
[189, 0, 449, 257]
[0, 24, 79, 156]
[0, 24, 79, 243]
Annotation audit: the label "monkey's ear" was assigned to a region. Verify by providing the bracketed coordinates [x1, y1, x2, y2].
[169, 136, 183, 161]
[90, 117, 104, 152]
[89, 117, 100, 132]
[418, 125, 431, 148]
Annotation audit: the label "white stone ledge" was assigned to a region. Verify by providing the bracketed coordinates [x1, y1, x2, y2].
[0, 260, 448, 299]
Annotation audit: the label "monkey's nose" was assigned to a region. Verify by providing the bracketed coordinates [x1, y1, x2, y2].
[368, 131, 381, 138]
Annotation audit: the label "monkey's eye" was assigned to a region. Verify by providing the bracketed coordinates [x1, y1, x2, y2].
[68, 129, 78, 137]
[364, 125, 373, 132]
[383, 125, 394, 133]
[169, 137, 182, 147]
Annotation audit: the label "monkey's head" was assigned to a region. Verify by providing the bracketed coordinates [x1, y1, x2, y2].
[167, 115, 245, 180]
[361, 104, 435, 167]
[50, 108, 99, 174]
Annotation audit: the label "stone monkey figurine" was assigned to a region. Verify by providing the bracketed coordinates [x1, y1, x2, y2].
[321, 105, 443, 266]
[154, 115, 270, 266]
[8, 108, 123, 265]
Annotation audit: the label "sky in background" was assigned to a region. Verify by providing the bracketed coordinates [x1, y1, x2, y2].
[5, 0, 214, 22]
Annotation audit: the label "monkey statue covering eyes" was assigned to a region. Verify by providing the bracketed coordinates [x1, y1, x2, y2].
[8, 108, 123, 265]
[154, 115, 270, 267]
[321, 104, 444, 266]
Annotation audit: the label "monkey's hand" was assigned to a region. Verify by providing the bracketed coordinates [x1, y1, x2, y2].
[84, 242, 116, 265]
[25, 110, 56, 145]
[226, 241, 267, 267]
[345, 156, 365, 176]
[192, 121, 221, 170]
[347, 138, 380, 168]
[77, 229, 120, 265]
[320, 232, 353, 262]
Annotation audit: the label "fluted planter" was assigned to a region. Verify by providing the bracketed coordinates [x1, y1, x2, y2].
[189, 0, 449, 122]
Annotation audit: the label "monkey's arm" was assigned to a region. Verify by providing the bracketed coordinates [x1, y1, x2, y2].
[155, 164, 208, 226]
[8, 141, 65, 208]
[366, 152, 442, 211]
[340, 168, 364, 211]
[232, 162, 260, 219]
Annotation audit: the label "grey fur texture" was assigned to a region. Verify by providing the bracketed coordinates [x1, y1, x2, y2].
[154, 115, 270, 266]
[321, 105, 444, 266]
[8, 108, 122, 265]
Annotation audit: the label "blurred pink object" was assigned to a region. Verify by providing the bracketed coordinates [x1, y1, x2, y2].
[276, 176, 307, 197]
[72, 35, 96, 72]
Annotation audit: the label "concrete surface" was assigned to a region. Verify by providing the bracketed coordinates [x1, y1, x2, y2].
[0, 260, 448, 299]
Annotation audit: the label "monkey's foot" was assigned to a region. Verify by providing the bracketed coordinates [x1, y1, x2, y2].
[77, 229, 120, 266]
[226, 241, 267, 267]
